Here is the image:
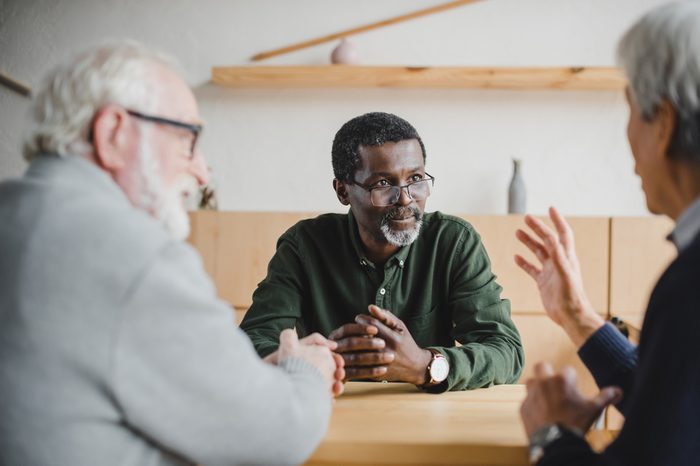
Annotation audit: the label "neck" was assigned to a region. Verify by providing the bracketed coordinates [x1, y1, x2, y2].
[666, 160, 700, 220]
[357, 227, 399, 266]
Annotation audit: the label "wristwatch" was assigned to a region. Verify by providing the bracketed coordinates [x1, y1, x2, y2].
[423, 348, 449, 386]
[528, 424, 564, 464]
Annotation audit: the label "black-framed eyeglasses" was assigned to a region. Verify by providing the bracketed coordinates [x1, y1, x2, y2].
[126, 110, 202, 159]
[355, 173, 435, 207]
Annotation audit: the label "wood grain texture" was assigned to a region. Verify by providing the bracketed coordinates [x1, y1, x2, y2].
[609, 216, 675, 328]
[189, 211, 315, 308]
[512, 314, 600, 396]
[212, 66, 626, 90]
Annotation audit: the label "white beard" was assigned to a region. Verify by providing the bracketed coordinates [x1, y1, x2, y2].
[380, 218, 423, 247]
[135, 131, 198, 241]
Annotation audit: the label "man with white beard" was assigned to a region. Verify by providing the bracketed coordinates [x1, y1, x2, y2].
[0, 42, 344, 466]
[241, 112, 524, 392]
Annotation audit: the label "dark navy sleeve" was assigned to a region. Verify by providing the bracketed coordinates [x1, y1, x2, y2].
[578, 323, 638, 413]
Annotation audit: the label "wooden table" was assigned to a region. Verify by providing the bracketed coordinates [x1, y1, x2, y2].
[306, 382, 615, 466]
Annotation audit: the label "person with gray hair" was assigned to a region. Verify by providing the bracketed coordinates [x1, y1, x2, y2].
[0, 41, 344, 466]
[514, 2, 700, 465]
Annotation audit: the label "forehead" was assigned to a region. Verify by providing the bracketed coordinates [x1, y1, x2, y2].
[152, 64, 200, 122]
[356, 139, 424, 176]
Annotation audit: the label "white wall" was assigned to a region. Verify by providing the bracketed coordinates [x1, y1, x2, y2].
[0, 0, 674, 215]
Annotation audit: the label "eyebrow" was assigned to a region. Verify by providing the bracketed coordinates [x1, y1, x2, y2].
[369, 168, 424, 177]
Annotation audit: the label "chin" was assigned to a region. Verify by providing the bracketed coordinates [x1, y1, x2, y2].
[644, 195, 664, 216]
[381, 219, 423, 247]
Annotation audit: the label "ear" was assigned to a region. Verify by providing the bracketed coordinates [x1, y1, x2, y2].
[655, 99, 677, 160]
[91, 104, 131, 172]
[333, 178, 350, 206]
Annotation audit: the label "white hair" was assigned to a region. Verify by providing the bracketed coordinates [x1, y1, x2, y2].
[618, 1, 700, 159]
[23, 40, 180, 160]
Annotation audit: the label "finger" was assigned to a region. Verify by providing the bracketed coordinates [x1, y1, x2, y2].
[516, 229, 549, 262]
[549, 206, 578, 261]
[514, 254, 542, 280]
[342, 350, 395, 366]
[335, 365, 346, 382]
[355, 315, 400, 339]
[368, 305, 402, 330]
[332, 352, 345, 369]
[301, 332, 338, 350]
[534, 361, 555, 378]
[332, 380, 345, 397]
[524, 215, 560, 253]
[344, 366, 389, 380]
[328, 323, 378, 341]
[525, 377, 540, 392]
[560, 365, 578, 383]
[525, 215, 573, 274]
[334, 336, 386, 353]
[279, 328, 298, 347]
[591, 386, 623, 410]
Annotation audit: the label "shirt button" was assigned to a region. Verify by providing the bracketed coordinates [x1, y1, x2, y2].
[399, 260, 404, 267]
[379, 288, 386, 295]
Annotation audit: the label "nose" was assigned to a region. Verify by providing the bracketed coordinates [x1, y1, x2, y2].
[189, 150, 210, 186]
[396, 186, 413, 206]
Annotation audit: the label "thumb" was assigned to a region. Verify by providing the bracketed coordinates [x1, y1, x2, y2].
[591, 386, 622, 410]
[279, 328, 299, 347]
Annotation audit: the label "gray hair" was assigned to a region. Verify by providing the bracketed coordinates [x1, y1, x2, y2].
[23, 40, 180, 160]
[618, 1, 700, 161]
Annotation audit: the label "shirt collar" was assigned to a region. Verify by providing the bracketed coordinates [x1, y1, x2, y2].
[26, 153, 130, 204]
[668, 195, 700, 252]
[346, 209, 413, 269]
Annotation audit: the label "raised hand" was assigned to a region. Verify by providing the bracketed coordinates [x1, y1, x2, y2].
[520, 362, 622, 437]
[328, 322, 394, 381]
[514, 207, 605, 347]
[354, 305, 432, 385]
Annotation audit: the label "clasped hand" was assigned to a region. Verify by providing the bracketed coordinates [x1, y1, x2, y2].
[329, 305, 431, 385]
[266, 329, 346, 397]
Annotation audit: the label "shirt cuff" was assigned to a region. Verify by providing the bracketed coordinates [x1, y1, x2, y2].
[278, 356, 324, 382]
[534, 429, 594, 465]
[578, 322, 636, 387]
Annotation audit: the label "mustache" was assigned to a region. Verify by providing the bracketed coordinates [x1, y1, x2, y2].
[381, 206, 422, 224]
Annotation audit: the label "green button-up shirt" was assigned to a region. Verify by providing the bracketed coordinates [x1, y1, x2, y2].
[240, 211, 524, 391]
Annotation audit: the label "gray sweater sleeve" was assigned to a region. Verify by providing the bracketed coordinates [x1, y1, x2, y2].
[110, 242, 331, 466]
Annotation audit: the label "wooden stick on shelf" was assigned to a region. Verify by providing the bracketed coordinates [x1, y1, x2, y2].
[212, 65, 627, 90]
[0, 71, 32, 97]
[251, 0, 483, 62]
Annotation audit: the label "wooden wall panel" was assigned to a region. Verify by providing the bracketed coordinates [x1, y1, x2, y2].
[609, 216, 675, 329]
[512, 314, 599, 397]
[190, 212, 316, 308]
[465, 215, 610, 315]
[186, 211, 219, 281]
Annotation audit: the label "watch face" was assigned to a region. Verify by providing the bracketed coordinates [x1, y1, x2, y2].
[430, 356, 449, 382]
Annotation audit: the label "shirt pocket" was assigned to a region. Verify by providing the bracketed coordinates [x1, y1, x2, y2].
[405, 304, 448, 347]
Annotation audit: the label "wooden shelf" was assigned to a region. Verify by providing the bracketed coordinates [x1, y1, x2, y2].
[211, 65, 626, 90]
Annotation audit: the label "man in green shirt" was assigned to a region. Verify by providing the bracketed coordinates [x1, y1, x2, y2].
[240, 112, 523, 392]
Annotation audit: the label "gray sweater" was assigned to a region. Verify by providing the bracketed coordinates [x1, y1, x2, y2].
[0, 155, 331, 466]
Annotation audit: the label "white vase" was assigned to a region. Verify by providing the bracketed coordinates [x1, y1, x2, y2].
[508, 159, 526, 214]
